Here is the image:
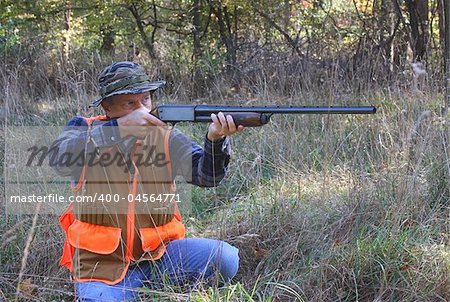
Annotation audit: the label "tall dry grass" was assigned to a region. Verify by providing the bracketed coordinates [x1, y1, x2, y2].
[0, 48, 449, 301]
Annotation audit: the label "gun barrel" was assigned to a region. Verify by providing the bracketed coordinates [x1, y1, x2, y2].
[194, 105, 376, 115]
[154, 104, 377, 125]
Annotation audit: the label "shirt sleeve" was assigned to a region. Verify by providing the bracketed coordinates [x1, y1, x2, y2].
[168, 128, 231, 187]
[49, 116, 123, 177]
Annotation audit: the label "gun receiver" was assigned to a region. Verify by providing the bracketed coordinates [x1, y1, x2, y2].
[152, 105, 377, 127]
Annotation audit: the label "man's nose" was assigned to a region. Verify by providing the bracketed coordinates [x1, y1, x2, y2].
[135, 103, 145, 110]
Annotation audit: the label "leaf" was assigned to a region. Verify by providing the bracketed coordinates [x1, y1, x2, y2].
[18, 278, 38, 299]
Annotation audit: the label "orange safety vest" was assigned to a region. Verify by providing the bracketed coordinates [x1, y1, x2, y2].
[58, 116, 185, 284]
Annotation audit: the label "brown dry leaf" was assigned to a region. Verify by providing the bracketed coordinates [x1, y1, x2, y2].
[336, 288, 347, 299]
[332, 239, 341, 247]
[18, 278, 38, 299]
[400, 218, 416, 229]
[253, 247, 268, 259]
[400, 264, 412, 271]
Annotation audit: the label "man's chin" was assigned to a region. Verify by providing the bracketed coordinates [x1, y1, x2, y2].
[107, 113, 126, 119]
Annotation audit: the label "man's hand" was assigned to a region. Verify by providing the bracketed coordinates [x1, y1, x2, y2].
[117, 107, 166, 138]
[207, 112, 245, 142]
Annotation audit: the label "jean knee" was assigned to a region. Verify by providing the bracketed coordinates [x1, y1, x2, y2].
[76, 281, 138, 302]
[217, 241, 239, 282]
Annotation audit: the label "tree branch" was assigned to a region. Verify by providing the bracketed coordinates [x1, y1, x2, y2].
[256, 9, 303, 57]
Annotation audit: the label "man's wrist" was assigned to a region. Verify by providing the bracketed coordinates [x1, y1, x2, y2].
[204, 134, 230, 155]
[207, 131, 225, 142]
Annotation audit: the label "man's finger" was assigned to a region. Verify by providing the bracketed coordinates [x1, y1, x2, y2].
[211, 113, 221, 127]
[226, 114, 236, 133]
[217, 112, 228, 133]
[143, 112, 166, 126]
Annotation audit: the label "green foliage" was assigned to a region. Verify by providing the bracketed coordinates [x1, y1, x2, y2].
[1, 0, 444, 88]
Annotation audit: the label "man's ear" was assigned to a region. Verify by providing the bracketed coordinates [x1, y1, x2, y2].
[101, 100, 110, 113]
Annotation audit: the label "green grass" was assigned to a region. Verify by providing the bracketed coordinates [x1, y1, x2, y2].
[1, 54, 449, 301]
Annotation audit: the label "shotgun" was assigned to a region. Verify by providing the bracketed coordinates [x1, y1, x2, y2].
[151, 105, 377, 127]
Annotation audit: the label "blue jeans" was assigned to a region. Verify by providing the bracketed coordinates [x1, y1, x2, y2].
[75, 238, 239, 301]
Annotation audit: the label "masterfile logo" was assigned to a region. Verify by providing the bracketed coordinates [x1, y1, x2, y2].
[4, 126, 193, 215]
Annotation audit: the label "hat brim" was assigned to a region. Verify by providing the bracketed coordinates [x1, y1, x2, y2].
[90, 80, 166, 107]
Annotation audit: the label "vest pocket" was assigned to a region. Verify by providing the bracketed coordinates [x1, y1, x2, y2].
[68, 219, 121, 254]
[139, 217, 186, 252]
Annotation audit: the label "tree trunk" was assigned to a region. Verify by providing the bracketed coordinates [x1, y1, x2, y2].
[404, 0, 429, 62]
[192, 0, 203, 95]
[63, 0, 71, 62]
[128, 3, 156, 59]
[100, 25, 115, 57]
[386, 1, 398, 71]
[445, 0, 450, 106]
[283, 0, 291, 31]
[438, 0, 445, 51]
[192, 0, 202, 62]
[209, 1, 239, 87]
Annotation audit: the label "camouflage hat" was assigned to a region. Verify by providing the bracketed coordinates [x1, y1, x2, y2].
[90, 61, 165, 107]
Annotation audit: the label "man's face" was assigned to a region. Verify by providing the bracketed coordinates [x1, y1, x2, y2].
[101, 92, 152, 118]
